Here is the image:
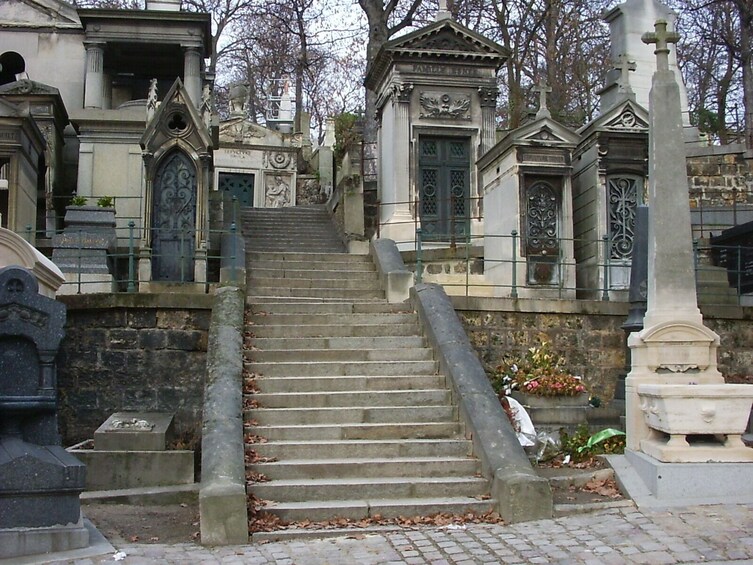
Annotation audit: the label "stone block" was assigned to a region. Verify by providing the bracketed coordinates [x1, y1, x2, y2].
[0, 439, 87, 529]
[71, 450, 194, 491]
[624, 449, 753, 501]
[0, 518, 89, 559]
[94, 412, 175, 451]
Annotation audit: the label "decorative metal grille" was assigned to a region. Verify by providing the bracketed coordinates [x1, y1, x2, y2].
[421, 140, 437, 157]
[451, 171, 466, 217]
[449, 141, 466, 158]
[526, 182, 558, 254]
[608, 176, 638, 260]
[152, 151, 196, 281]
[421, 169, 438, 216]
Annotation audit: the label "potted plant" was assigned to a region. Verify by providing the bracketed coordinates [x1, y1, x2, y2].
[490, 341, 588, 409]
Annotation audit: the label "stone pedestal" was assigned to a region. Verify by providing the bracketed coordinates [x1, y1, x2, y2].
[70, 412, 194, 491]
[52, 205, 116, 294]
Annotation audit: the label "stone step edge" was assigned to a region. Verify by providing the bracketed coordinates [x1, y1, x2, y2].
[249, 476, 487, 487]
[246, 455, 473, 465]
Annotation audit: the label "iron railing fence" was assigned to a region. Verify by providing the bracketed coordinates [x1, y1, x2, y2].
[16, 224, 243, 294]
[389, 228, 753, 307]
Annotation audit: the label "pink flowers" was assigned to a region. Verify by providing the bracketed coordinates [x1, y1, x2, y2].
[492, 341, 588, 397]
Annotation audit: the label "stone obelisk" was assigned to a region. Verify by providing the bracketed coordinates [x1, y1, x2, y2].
[624, 20, 723, 451]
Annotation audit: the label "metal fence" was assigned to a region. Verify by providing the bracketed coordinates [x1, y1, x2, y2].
[15, 195, 244, 294]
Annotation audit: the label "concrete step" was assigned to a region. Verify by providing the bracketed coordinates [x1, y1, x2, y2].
[251, 476, 489, 503]
[247, 242, 344, 250]
[248, 336, 427, 351]
[256, 497, 496, 522]
[248, 405, 458, 426]
[250, 268, 377, 281]
[247, 348, 433, 363]
[249, 276, 382, 291]
[250, 456, 474, 479]
[249, 288, 385, 300]
[247, 252, 368, 263]
[250, 439, 472, 460]
[248, 302, 408, 315]
[248, 323, 416, 338]
[246, 360, 438, 377]
[254, 375, 444, 393]
[252, 389, 449, 408]
[246, 422, 462, 441]
[250, 261, 376, 273]
[248, 313, 418, 326]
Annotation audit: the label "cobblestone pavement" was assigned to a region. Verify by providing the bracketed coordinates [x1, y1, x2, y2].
[53, 504, 753, 565]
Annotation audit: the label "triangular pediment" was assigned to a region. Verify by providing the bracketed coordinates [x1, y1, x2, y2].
[514, 119, 579, 146]
[0, 0, 81, 29]
[578, 99, 648, 136]
[0, 80, 61, 97]
[140, 78, 212, 155]
[386, 20, 508, 59]
[218, 117, 285, 145]
[365, 19, 508, 90]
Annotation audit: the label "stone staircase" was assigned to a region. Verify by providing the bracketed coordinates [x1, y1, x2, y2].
[242, 205, 494, 523]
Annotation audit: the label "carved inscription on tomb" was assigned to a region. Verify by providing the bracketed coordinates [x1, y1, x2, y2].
[419, 92, 471, 120]
[411, 64, 481, 78]
[519, 149, 566, 165]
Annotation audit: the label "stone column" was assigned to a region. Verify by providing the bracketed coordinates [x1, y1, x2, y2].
[478, 87, 498, 156]
[183, 47, 202, 107]
[84, 43, 105, 109]
[380, 83, 415, 241]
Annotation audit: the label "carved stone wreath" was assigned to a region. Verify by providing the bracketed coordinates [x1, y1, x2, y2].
[419, 91, 471, 120]
[267, 151, 293, 169]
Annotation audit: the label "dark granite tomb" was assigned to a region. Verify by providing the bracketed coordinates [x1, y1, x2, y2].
[0, 266, 88, 557]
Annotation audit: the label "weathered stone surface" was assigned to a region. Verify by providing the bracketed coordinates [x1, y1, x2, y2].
[73, 449, 194, 490]
[201, 286, 247, 545]
[94, 412, 175, 451]
[411, 283, 552, 523]
[56, 303, 210, 446]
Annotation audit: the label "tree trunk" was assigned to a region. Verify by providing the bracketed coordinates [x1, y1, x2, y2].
[740, 1, 753, 150]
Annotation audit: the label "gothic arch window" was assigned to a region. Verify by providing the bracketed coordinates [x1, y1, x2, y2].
[607, 174, 641, 260]
[526, 180, 560, 285]
[0, 52, 25, 86]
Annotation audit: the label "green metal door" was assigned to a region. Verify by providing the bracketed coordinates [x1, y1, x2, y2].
[219, 172, 254, 207]
[418, 137, 470, 241]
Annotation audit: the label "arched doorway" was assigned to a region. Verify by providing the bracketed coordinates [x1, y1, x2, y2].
[151, 150, 197, 281]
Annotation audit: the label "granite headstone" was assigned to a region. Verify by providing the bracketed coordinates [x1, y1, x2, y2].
[0, 266, 88, 558]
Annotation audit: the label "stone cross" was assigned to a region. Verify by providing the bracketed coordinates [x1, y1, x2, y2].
[641, 19, 680, 72]
[533, 80, 552, 119]
[436, 0, 451, 21]
[614, 54, 637, 94]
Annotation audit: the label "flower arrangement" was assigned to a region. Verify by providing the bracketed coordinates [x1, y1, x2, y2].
[491, 341, 586, 397]
[69, 194, 88, 206]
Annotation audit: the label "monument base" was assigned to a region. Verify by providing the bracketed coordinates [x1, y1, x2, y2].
[56, 273, 113, 294]
[0, 514, 89, 560]
[640, 434, 753, 463]
[607, 450, 753, 508]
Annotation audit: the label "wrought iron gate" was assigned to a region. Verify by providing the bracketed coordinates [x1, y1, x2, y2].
[151, 151, 197, 281]
[418, 137, 470, 241]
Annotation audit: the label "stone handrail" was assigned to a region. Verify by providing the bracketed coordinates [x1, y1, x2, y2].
[199, 286, 248, 545]
[370, 238, 413, 303]
[411, 282, 553, 522]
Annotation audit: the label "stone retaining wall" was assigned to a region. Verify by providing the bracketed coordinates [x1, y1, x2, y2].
[452, 296, 753, 403]
[56, 293, 212, 446]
